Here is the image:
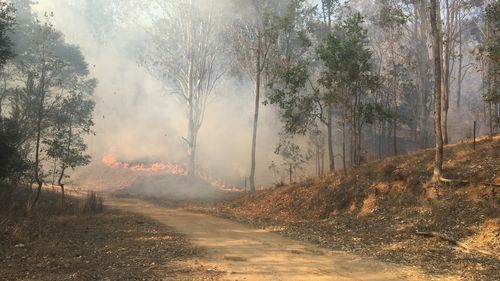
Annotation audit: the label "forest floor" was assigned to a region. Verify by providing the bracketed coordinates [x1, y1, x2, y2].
[189, 136, 499, 281]
[1, 137, 498, 280]
[0, 188, 221, 281]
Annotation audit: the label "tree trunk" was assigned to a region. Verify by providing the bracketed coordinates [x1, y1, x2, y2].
[442, 57, 450, 145]
[0, 75, 8, 132]
[390, 30, 398, 156]
[57, 122, 72, 209]
[456, 19, 463, 112]
[485, 15, 494, 139]
[342, 114, 346, 172]
[34, 108, 44, 204]
[430, 0, 444, 181]
[488, 98, 493, 139]
[33, 66, 47, 205]
[187, 33, 196, 179]
[393, 119, 397, 156]
[316, 144, 320, 176]
[321, 147, 324, 175]
[187, 114, 196, 178]
[61, 184, 65, 208]
[349, 109, 354, 168]
[357, 120, 363, 165]
[441, 0, 453, 145]
[415, 0, 433, 149]
[378, 122, 382, 160]
[326, 105, 335, 172]
[249, 29, 262, 193]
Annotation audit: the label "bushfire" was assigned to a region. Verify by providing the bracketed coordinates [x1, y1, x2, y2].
[101, 155, 239, 191]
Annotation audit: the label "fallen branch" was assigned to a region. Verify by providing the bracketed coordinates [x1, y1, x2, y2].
[415, 231, 494, 256]
[439, 177, 469, 184]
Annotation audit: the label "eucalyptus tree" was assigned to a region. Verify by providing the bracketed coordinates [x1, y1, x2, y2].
[0, 1, 15, 128]
[406, 0, 434, 148]
[318, 13, 379, 167]
[430, 0, 444, 180]
[439, 0, 469, 143]
[0, 1, 19, 181]
[268, 10, 379, 171]
[482, 1, 500, 136]
[230, 0, 284, 191]
[0, 1, 14, 69]
[374, 1, 407, 155]
[20, 17, 67, 203]
[10, 11, 96, 203]
[45, 77, 95, 206]
[266, 0, 342, 174]
[141, 0, 226, 179]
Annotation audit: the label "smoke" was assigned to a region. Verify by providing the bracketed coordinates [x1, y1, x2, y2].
[32, 0, 282, 187]
[29, 0, 488, 192]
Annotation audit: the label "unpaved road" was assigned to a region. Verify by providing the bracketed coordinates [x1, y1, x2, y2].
[108, 198, 456, 281]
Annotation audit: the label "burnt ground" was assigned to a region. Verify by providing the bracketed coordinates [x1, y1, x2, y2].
[0, 188, 221, 281]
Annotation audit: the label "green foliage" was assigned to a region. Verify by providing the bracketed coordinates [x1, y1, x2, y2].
[267, 61, 315, 135]
[376, 1, 407, 29]
[0, 3, 96, 186]
[270, 134, 311, 183]
[266, 9, 380, 168]
[0, 118, 30, 180]
[44, 84, 95, 174]
[485, 2, 500, 67]
[0, 1, 15, 68]
[318, 13, 374, 91]
[266, 0, 317, 134]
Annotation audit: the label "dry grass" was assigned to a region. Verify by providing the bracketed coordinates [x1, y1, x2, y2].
[81, 191, 104, 214]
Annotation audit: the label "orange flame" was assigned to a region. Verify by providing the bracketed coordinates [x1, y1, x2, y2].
[102, 155, 188, 176]
[101, 154, 240, 191]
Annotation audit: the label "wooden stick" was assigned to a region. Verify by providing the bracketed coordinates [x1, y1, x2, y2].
[439, 177, 468, 184]
[415, 231, 493, 256]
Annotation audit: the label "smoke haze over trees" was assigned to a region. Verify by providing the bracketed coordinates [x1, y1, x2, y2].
[0, 0, 498, 191]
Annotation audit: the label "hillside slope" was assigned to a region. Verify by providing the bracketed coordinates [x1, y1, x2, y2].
[214, 137, 500, 280]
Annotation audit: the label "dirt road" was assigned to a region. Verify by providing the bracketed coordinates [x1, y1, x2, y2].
[107, 198, 456, 281]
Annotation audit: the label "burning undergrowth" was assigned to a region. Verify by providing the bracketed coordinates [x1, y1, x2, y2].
[71, 155, 241, 200]
[114, 174, 221, 200]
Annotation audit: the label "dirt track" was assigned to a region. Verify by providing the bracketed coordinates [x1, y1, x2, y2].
[107, 198, 460, 281]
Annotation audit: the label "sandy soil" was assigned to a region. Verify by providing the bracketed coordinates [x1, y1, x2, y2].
[107, 197, 459, 281]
